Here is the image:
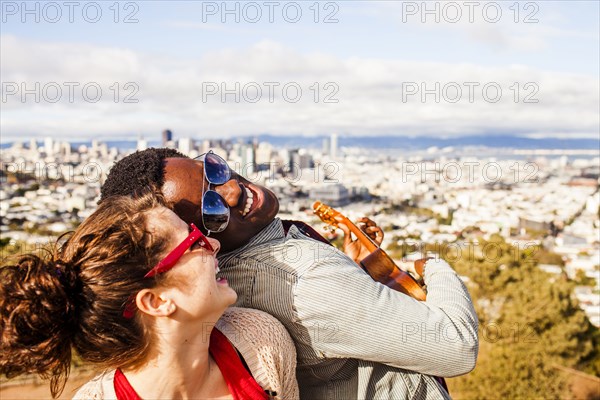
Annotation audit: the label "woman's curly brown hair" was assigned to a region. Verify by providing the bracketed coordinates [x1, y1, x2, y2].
[0, 192, 171, 398]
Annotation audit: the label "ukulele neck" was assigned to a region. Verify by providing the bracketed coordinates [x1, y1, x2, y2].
[343, 216, 379, 253]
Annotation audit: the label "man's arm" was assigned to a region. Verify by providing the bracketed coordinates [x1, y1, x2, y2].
[295, 247, 479, 377]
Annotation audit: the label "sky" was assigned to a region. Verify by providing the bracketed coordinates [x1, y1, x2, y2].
[1, 0, 599, 141]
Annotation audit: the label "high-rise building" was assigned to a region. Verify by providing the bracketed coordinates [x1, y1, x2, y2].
[287, 149, 314, 177]
[44, 137, 54, 156]
[255, 142, 273, 165]
[62, 142, 71, 157]
[238, 143, 255, 175]
[162, 129, 173, 147]
[137, 136, 148, 151]
[178, 138, 194, 155]
[201, 140, 211, 154]
[322, 138, 330, 155]
[288, 149, 299, 173]
[298, 153, 313, 169]
[99, 143, 109, 158]
[330, 133, 338, 158]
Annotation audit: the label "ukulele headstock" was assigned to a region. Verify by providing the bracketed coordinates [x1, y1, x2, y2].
[313, 201, 340, 228]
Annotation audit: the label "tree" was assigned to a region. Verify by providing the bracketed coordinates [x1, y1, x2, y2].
[574, 269, 596, 286]
[445, 237, 599, 398]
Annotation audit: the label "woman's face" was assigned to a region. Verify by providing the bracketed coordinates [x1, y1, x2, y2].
[146, 207, 237, 321]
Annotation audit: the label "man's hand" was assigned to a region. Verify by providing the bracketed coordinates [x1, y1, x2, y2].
[336, 217, 384, 264]
[397, 258, 429, 281]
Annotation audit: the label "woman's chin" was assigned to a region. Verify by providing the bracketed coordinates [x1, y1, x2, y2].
[223, 287, 238, 306]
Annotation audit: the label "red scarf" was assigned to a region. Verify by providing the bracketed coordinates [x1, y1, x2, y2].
[114, 328, 268, 400]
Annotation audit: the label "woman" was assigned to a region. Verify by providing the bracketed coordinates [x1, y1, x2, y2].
[0, 193, 299, 399]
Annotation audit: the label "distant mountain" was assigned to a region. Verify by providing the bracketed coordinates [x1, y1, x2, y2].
[249, 134, 600, 150]
[2, 135, 598, 151]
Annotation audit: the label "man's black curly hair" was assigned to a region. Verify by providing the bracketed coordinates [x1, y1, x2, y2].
[100, 148, 188, 203]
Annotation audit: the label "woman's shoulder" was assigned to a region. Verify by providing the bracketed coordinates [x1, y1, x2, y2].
[217, 307, 299, 400]
[216, 307, 296, 355]
[72, 370, 116, 400]
[218, 307, 290, 336]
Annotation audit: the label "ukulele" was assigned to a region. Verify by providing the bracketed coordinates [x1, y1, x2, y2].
[313, 201, 427, 301]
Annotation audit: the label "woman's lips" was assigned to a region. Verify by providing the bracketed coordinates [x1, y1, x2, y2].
[216, 277, 228, 285]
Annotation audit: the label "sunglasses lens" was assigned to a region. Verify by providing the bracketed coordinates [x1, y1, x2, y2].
[205, 153, 231, 185]
[202, 190, 230, 233]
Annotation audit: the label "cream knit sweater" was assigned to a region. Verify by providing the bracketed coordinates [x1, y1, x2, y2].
[72, 307, 299, 400]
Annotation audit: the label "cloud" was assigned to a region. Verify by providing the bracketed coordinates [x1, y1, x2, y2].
[363, 1, 598, 53]
[1, 35, 598, 140]
[161, 20, 229, 31]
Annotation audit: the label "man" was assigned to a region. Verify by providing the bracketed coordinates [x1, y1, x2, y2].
[101, 148, 478, 399]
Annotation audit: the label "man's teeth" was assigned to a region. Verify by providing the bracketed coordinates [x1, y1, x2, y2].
[215, 266, 220, 275]
[242, 187, 254, 217]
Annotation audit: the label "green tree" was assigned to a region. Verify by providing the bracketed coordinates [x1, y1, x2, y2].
[574, 269, 596, 286]
[445, 237, 599, 398]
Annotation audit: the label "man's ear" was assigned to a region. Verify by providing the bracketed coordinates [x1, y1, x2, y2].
[136, 288, 176, 317]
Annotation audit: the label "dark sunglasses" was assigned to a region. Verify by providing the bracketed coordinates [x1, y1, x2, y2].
[123, 223, 214, 318]
[196, 150, 232, 234]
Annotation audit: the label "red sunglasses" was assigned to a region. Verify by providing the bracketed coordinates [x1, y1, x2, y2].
[123, 223, 214, 318]
[145, 223, 214, 278]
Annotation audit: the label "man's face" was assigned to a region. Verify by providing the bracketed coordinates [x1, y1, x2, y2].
[162, 157, 280, 253]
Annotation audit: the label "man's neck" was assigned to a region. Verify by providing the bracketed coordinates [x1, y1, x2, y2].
[219, 218, 283, 258]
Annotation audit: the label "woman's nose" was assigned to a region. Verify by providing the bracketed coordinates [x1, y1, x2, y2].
[208, 238, 220, 255]
[214, 179, 242, 207]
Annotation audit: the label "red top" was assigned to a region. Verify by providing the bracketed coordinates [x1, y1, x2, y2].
[114, 328, 269, 400]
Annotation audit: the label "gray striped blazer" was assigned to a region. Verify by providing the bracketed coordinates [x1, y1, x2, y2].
[218, 219, 479, 399]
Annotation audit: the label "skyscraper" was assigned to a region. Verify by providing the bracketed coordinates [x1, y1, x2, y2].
[178, 138, 194, 155]
[137, 135, 148, 151]
[162, 129, 173, 147]
[44, 137, 54, 156]
[330, 133, 338, 159]
[322, 138, 330, 155]
[239, 142, 255, 175]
